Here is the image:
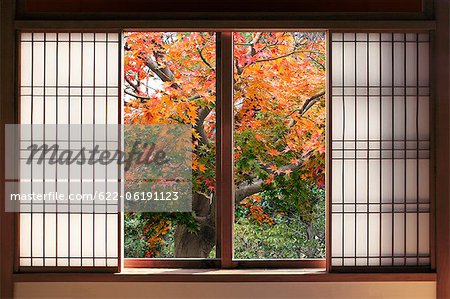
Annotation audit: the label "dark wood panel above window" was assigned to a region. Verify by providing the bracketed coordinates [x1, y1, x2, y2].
[18, 0, 423, 15]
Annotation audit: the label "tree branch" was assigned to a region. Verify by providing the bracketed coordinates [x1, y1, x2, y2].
[253, 50, 322, 64]
[235, 162, 305, 204]
[124, 90, 152, 101]
[197, 46, 214, 70]
[145, 59, 179, 87]
[235, 181, 264, 203]
[140, 54, 214, 149]
[125, 76, 140, 93]
[308, 55, 325, 70]
[195, 106, 212, 146]
[298, 91, 325, 116]
[248, 32, 263, 56]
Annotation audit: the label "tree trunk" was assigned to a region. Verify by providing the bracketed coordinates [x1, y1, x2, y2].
[173, 192, 215, 258]
[305, 221, 314, 240]
[303, 221, 318, 257]
[174, 221, 215, 258]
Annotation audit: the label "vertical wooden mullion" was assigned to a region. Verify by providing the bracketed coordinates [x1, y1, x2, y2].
[341, 33, 345, 268]
[67, 32, 71, 267]
[391, 32, 395, 266]
[80, 33, 84, 267]
[354, 33, 357, 267]
[42, 32, 46, 267]
[30, 32, 34, 267]
[379, 32, 382, 268]
[14, 30, 22, 274]
[92, 33, 96, 268]
[106, 32, 110, 270]
[217, 31, 234, 268]
[55, 32, 59, 267]
[415, 32, 420, 267]
[325, 30, 332, 272]
[403, 32, 407, 266]
[215, 31, 222, 261]
[435, 0, 450, 296]
[428, 30, 436, 272]
[118, 31, 124, 273]
[366, 32, 370, 267]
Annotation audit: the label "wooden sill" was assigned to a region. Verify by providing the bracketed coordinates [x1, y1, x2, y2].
[13, 268, 437, 282]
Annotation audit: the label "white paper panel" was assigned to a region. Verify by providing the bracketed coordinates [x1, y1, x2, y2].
[368, 214, 380, 258]
[331, 32, 431, 267]
[332, 214, 343, 259]
[57, 213, 69, 265]
[19, 214, 32, 258]
[19, 32, 120, 268]
[368, 41, 381, 86]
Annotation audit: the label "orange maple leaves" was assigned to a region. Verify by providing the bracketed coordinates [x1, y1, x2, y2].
[124, 33, 325, 250]
[233, 32, 325, 188]
[124, 31, 326, 257]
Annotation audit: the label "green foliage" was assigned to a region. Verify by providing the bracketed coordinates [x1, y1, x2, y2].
[124, 213, 152, 258]
[234, 186, 325, 259]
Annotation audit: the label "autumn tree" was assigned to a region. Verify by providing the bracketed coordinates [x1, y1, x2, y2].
[124, 32, 325, 258]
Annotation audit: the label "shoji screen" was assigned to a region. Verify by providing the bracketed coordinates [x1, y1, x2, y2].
[330, 32, 431, 268]
[19, 32, 120, 269]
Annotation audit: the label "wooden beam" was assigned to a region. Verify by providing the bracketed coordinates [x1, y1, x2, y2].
[217, 32, 234, 268]
[13, 270, 437, 282]
[434, 0, 450, 297]
[14, 20, 437, 31]
[20, 0, 423, 14]
[1, 0, 16, 298]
